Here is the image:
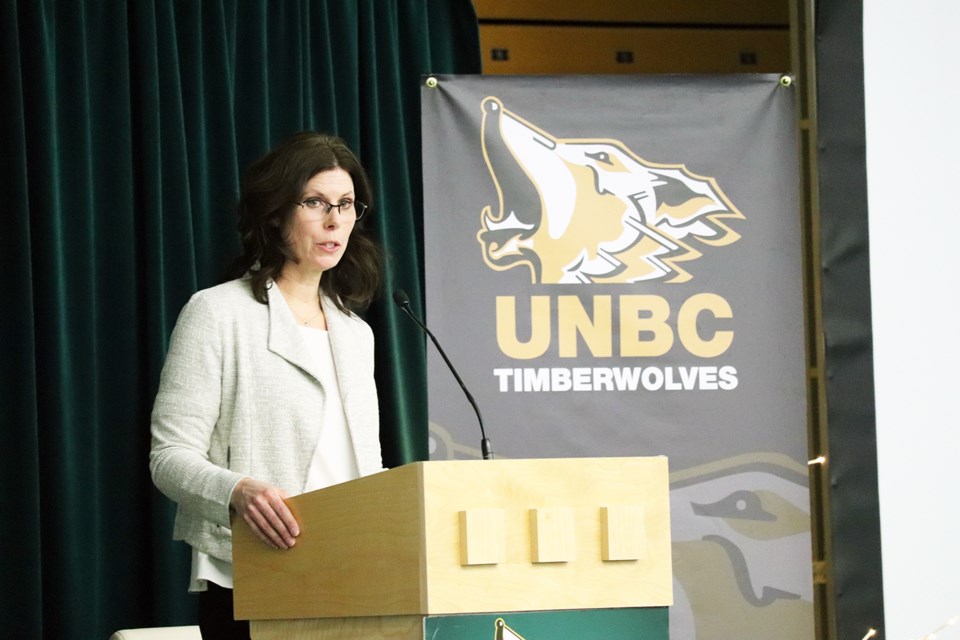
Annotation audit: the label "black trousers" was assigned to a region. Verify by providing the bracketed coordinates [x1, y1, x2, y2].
[197, 583, 251, 640]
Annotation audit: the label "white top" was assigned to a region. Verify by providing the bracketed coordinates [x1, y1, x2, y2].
[189, 326, 358, 591]
[299, 326, 360, 490]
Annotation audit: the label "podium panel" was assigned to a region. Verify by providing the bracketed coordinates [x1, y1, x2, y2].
[250, 607, 668, 640]
[424, 608, 668, 640]
[234, 457, 671, 626]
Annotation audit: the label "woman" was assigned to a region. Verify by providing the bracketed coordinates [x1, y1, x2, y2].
[150, 132, 384, 640]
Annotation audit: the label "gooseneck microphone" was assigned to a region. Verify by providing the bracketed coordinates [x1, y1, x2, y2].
[393, 290, 493, 460]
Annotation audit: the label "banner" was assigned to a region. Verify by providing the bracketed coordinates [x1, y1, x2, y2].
[421, 75, 812, 639]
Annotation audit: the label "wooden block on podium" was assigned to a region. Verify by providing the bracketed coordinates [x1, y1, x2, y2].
[530, 507, 576, 563]
[459, 508, 506, 565]
[601, 505, 647, 561]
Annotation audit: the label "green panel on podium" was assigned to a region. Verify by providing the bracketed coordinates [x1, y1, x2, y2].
[424, 607, 668, 640]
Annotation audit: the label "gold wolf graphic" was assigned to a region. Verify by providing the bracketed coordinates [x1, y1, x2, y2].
[477, 97, 745, 284]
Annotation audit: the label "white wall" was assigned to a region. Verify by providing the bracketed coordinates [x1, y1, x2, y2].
[864, 2, 960, 639]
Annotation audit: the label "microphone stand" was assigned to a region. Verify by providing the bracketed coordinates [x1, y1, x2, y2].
[394, 291, 493, 460]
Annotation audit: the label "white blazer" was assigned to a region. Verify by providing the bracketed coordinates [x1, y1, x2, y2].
[149, 277, 383, 562]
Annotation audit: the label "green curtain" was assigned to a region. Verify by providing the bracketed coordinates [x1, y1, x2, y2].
[0, 1, 480, 637]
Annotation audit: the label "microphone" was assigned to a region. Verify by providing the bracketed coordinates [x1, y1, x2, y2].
[393, 289, 493, 460]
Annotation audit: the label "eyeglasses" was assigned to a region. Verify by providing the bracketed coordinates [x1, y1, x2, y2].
[296, 197, 368, 221]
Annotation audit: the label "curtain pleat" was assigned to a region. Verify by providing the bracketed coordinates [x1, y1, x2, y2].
[0, 1, 480, 637]
[0, 5, 44, 637]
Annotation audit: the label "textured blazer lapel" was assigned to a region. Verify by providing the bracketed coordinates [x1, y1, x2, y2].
[324, 301, 364, 407]
[324, 300, 379, 470]
[266, 282, 325, 383]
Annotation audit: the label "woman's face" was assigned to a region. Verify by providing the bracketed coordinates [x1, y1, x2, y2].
[282, 167, 357, 278]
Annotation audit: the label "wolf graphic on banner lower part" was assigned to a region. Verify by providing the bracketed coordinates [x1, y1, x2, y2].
[669, 454, 813, 639]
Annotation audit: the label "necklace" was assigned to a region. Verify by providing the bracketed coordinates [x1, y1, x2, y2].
[299, 308, 323, 326]
[276, 281, 323, 326]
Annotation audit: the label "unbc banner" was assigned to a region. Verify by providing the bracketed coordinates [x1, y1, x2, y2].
[421, 75, 812, 639]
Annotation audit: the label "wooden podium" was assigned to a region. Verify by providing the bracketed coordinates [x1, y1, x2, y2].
[233, 457, 672, 640]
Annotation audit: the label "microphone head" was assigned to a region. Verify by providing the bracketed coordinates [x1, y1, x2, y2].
[393, 289, 411, 308]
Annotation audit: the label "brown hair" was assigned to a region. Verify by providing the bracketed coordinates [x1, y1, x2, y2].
[227, 132, 382, 313]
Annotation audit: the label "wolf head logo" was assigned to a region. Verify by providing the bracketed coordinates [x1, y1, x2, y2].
[477, 97, 744, 284]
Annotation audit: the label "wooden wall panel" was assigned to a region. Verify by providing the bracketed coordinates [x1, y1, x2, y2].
[479, 25, 790, 74]
[473, 0, 789, 26]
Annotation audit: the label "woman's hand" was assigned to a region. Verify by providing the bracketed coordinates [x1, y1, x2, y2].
[230, 477, 300, 549]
